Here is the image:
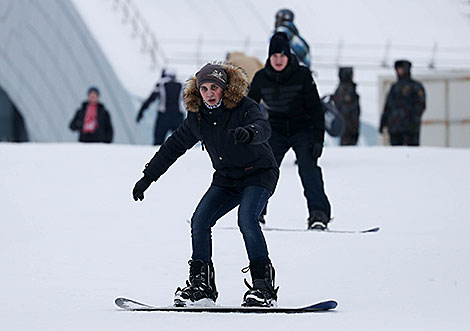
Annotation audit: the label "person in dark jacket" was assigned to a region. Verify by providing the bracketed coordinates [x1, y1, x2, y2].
[136, 68, 185, 145]
[333, 67, 361, 146]
[132, 63, 279, 308]
[380, 60, 426, 146]
[69, 87, 113, 143]
[249, 32, 331, 230]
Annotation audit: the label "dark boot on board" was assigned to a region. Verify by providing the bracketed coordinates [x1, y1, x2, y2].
[307, 209, 330, 231]
[174, 260, 218, 307]
[242, 260, 278, 307]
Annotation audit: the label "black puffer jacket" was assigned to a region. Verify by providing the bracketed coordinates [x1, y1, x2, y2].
[142, 63, 279, 194]
[248, 57, 324, 143]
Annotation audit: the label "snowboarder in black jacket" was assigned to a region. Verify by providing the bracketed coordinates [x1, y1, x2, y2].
[132, 63, 279, 308]
[69, 87, 113, 143]
[249, 32, 331, 230]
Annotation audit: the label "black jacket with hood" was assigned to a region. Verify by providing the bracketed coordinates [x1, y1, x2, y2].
[142, 63, 279, 194]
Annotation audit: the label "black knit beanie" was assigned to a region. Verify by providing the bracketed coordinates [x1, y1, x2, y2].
[268, 32, 291, 57]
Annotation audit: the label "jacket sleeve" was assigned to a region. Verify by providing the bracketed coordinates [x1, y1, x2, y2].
[103, 109, 113, 143]
[69, 109, 83, 131]
[381, 87, 393, 128]
[137, 86, 160, 118]
[243, 101, 271, 145]
[302, 71, 325, 143]
[143, 116, 199, 181]
[414, 82, 426, 116]
[247, 71, 262, 103]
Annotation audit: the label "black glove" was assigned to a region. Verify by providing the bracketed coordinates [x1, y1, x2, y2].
[136, 112, 143, 123]
[379, 124, 385, 134]
[312, 143, 323, 159]
[230, 127, 253, 144]
[132, 176, 153, 201]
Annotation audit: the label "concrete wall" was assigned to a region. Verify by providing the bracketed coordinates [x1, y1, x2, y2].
[0, 0, 140, 143]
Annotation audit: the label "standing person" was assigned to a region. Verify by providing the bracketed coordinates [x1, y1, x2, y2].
[274, 8, 311, 69]
[136, 68, 185, 145]
[69, 86, 113, 143]
[132, 63, 280, 307]
[249, 32, 331, 230]
[380, 60, 426, 146]
[333, 67, 361, 146]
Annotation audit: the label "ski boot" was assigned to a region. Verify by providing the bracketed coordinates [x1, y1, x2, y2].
[307, 210, 330, 231]
[174, 260, 218, 307]
[242, 260, 278, 307]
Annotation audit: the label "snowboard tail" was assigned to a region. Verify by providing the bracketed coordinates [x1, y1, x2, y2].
[115, 297, 337, 314]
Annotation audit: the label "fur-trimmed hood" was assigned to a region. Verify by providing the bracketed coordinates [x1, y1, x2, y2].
[184, 62, 249, 112]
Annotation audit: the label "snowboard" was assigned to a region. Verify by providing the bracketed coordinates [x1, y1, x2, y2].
[321, 94, 345, 137]
[262, 226, 380, 234]
[214, 224, 379, 234]
[115, 297, 337, 314]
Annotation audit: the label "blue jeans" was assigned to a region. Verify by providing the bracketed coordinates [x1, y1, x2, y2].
[269, 129, 331, 217]
[190, 185, 271, 263]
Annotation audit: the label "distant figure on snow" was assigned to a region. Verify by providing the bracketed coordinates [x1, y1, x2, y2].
[333, 67, 361, 146]
[69, 86, 113, 143]
[380, 60, 426, 146]
[274, 8, 311, 69]
[136, 68, 185, 145]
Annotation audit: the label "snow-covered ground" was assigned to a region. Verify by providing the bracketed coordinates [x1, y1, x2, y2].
[1, 142, 469, 330]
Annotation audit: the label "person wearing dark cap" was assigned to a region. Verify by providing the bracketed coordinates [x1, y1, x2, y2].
[132, 62, 280, 307]
[249, 32, 331, 230]
[380, 60, 426, 146]
[274, 8, 311, 68]
[69, 86, 113, 143]
[136, 67, 185, 145]
[333, 67, 361, 146]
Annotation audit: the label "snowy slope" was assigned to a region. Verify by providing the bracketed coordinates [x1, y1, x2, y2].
[1, 143, 469, 330]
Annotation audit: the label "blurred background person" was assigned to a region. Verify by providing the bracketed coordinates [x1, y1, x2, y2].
[333, 67, 361, 146]
[69, 86, 113, 143]
[136, 68, 185, 145]
[380, 60, 426, 146]
[226, 51, 264, 83]
[274, 8, 311, 69]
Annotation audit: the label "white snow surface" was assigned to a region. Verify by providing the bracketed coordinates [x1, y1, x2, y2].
[1, 143, 470, 330]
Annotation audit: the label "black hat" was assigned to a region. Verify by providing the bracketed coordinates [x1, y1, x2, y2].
[339, 67, 353, 82]
[87, 86, 100, 96]
[275, 9, 294, 27]
[394, 60, 412, 72]
[269, 32, 291, 58]
[196, 63, 228, 90]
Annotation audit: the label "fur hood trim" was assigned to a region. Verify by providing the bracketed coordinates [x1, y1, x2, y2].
[184, 62, 249, 112]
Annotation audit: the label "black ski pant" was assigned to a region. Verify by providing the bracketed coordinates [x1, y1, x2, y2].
[262, 128, 331, 218]
[390, 131, 420, 146]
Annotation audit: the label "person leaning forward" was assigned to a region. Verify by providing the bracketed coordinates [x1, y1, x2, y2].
[132, 62, 280, 308]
